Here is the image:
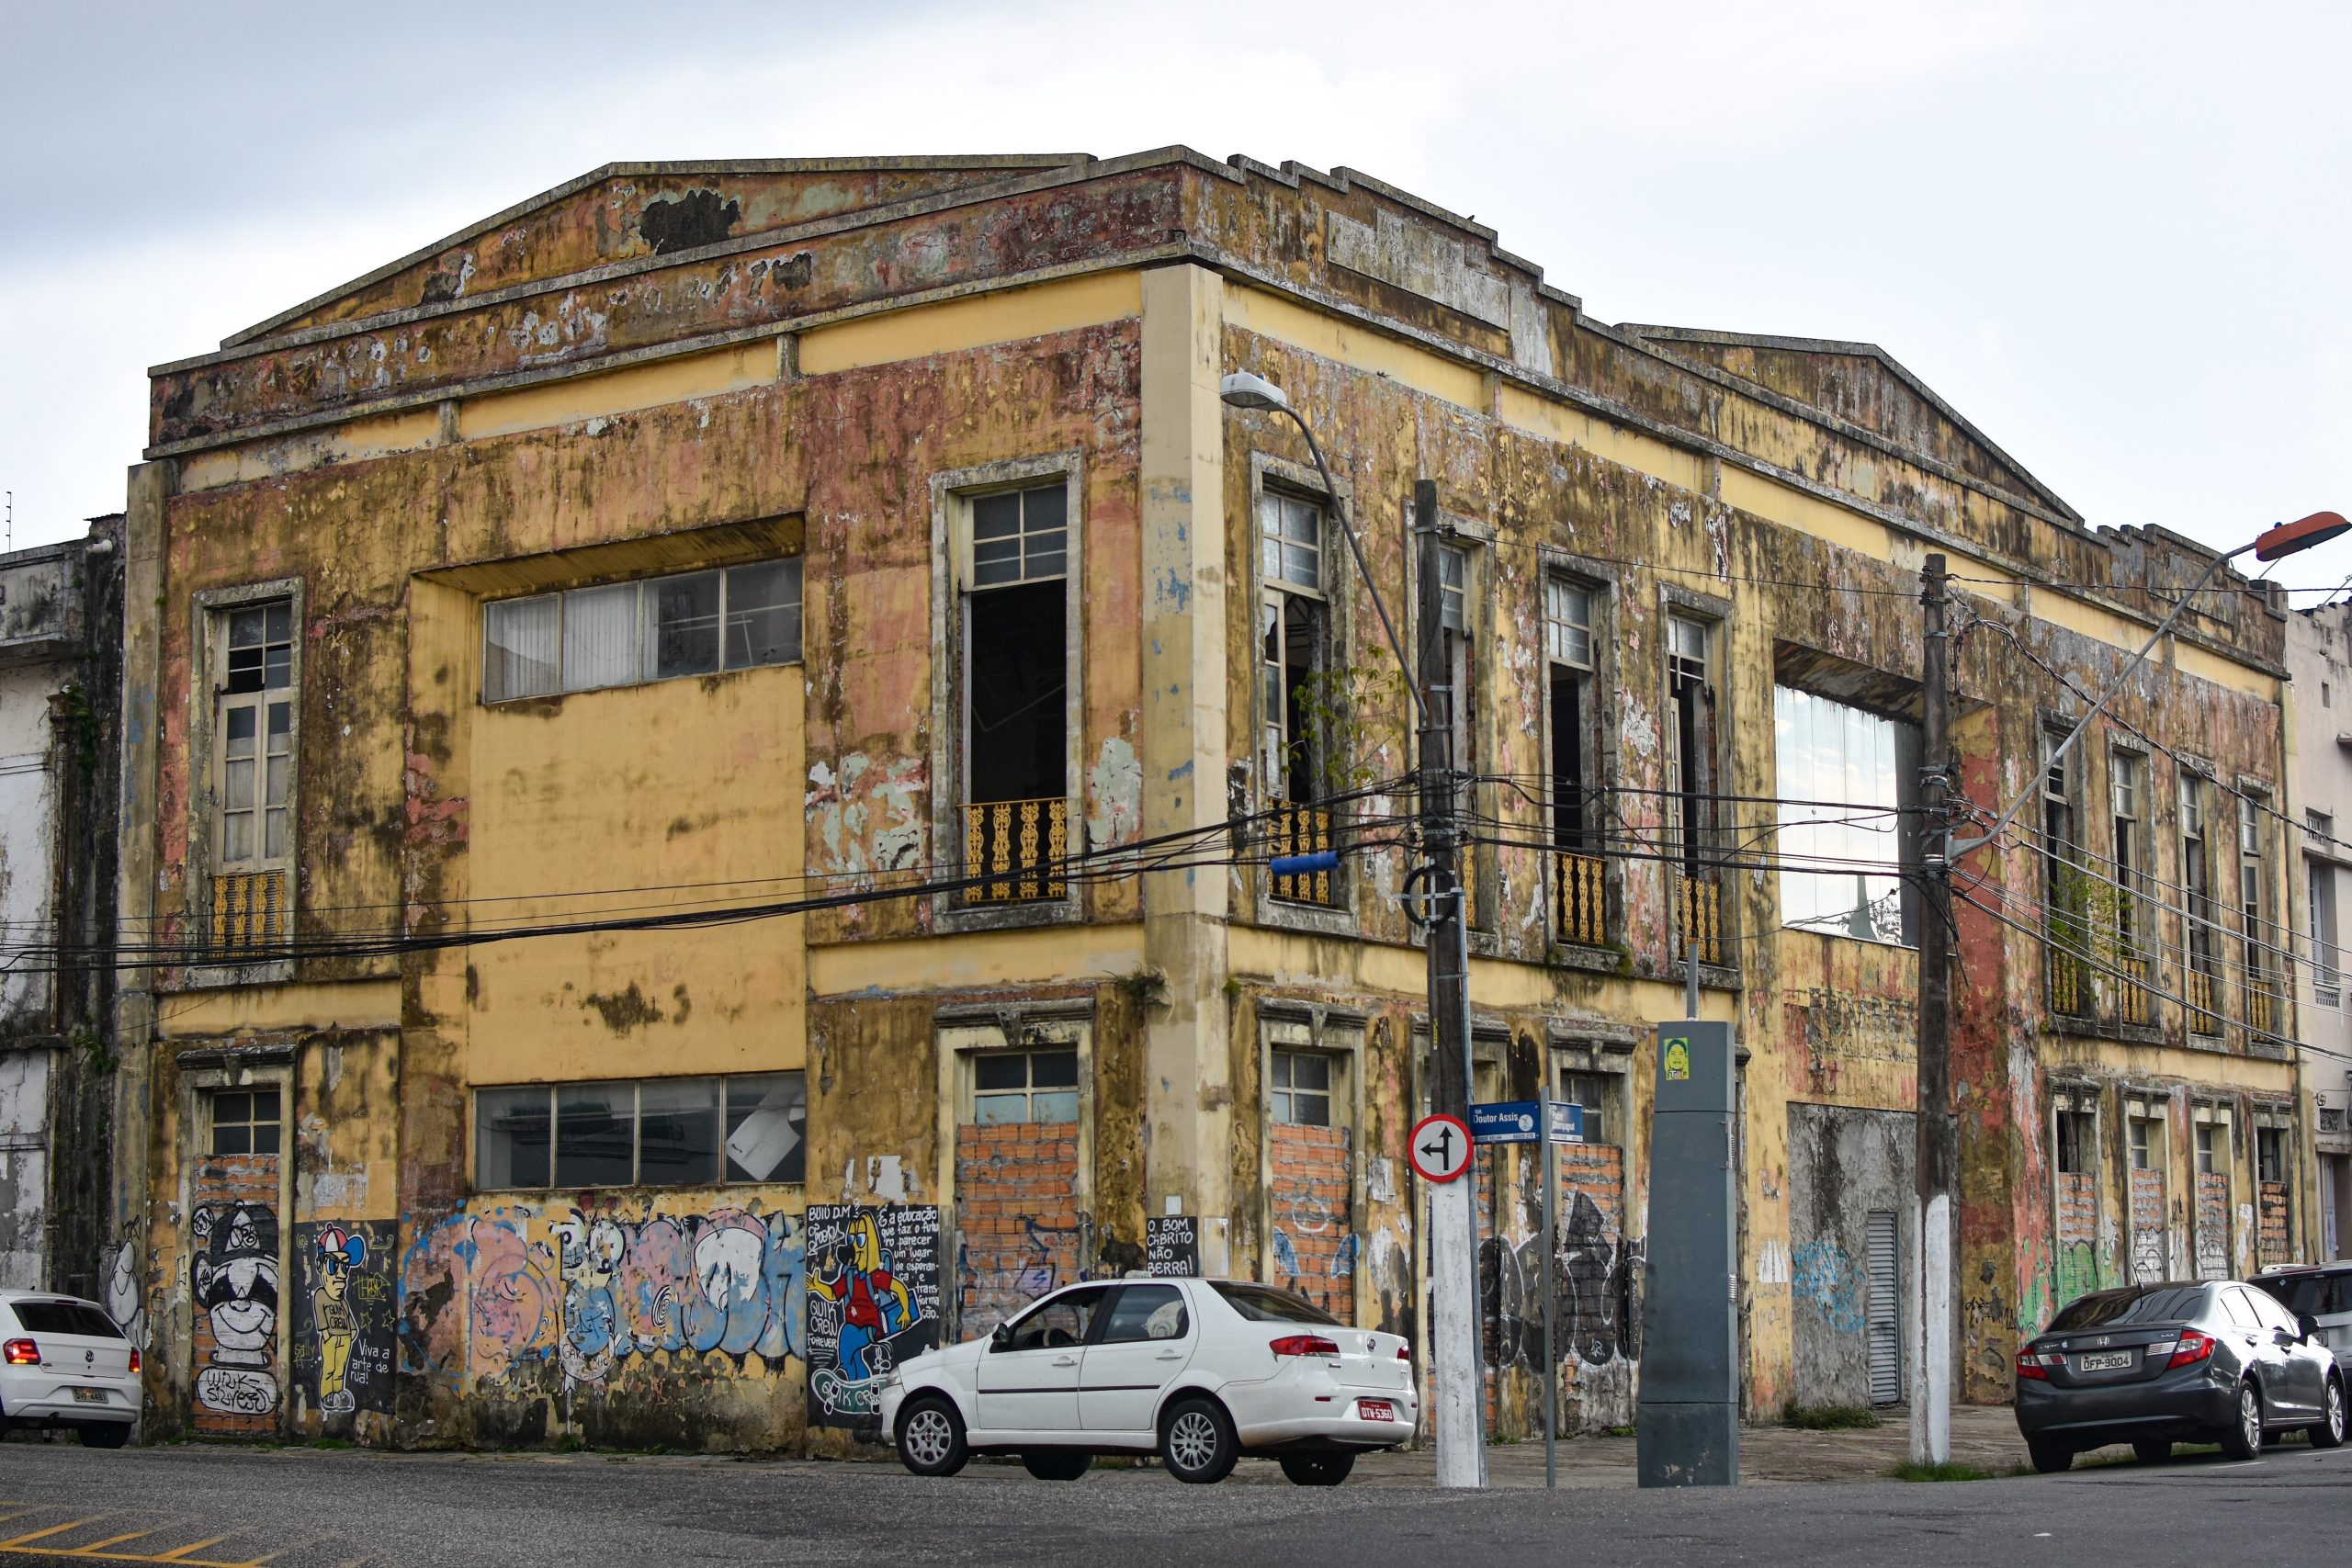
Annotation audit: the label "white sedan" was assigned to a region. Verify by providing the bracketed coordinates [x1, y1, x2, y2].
[879, 1277, 1415, 1485]
[0, 1292, 141, 1447]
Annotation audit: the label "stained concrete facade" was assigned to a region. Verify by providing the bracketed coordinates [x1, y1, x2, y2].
[111, 150, 2320, 1450]
[0, 521, 125, 1301]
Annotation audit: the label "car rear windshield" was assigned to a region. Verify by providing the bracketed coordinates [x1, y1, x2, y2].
[2047, 1286, 2206, 1332]
[1210, 1282, 1342, 1326]
[10, 1302, 124, 1338]
[2258, 1272, 2352, 1317]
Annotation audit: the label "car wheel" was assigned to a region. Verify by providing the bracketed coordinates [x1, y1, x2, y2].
[1022, 1450, 1093, 1481]
[2310, 1376, 2346, 1451]
[897, 1396, 969, 1478]
[2131, 1438, 2170, 1465]
[2026, 1437, 2073, 1474]
[76, 1423, 131, 1450]
[1278, 1451, 1355, 1486]
[1160, 1397, 1238, 1484]
[2220, 1382, 2264, 1461]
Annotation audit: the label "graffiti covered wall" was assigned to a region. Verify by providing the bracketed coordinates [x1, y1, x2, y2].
[289, 1221, 398, 1416]
[1270, 1123, 1355, 1323]
[189, 1196, 280, 1431]
[806, 1203, 941, 1429]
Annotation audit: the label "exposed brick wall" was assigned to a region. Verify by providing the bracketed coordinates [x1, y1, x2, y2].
[2054, 1171, 2099, 1307]
[1271, 1122, 1353, 1323]
[955, 1121, 1078, 1334]
[2130, 1168, 2167, 1283]
[2196, 1172, 2231, 1280]
[2258, 1181, 2290, 1268]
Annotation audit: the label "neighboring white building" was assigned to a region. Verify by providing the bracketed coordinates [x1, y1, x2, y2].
[0, 521, 122, 1294]
[2288, 602, 2352, 1260]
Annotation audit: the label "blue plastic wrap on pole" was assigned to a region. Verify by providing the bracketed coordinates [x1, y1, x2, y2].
[1267, 850, 1340, 876]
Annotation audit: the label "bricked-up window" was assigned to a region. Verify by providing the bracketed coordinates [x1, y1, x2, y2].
[482, 559, 801, 702]
[1668, 615, 1724, 965]
[2256, 1125, 2284, 1184]
[972, 1048, 1079, 1125]
[1269, 1049, 1331, 1126]
[473, 1072, 805, 1190]
[208, 1088, 281, 1157]
[211, 601, 295, 953]
[962, 484, 1070, 903]
[1546, 580, 1606, 946]
[2055, 1109, 2096, 1176]
[2182, 774, 2223, 1033]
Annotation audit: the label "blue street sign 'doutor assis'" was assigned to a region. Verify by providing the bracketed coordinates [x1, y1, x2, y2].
[1468, 1100, 1585, 1145]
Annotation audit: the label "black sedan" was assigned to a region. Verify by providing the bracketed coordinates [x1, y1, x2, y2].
[2014, 1280, 2346, 1472]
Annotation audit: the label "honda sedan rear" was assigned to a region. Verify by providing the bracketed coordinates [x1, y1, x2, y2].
[2013, 1280, 2344, 1471]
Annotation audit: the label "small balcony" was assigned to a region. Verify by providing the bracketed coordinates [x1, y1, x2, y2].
[209, 869, 287, 959]
[2244, 971, 2280, 1038]
[1267, 803, 1340, 907]
[2186, 964, 2222, 1036]
[2114, 953, 2155, 1027]
[1551, 850, 1606, 948]
[963, 797, 1068, 904]
[1676, 872, 1722, 967]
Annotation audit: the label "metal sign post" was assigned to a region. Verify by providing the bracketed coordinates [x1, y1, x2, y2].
[1470, 1100, 1584, 1489]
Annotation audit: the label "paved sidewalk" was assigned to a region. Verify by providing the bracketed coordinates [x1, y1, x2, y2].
[1227, 1404, 2029, 1486]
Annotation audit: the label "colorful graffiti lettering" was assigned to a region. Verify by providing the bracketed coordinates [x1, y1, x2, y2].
[1791, 1237, 1867, 1337]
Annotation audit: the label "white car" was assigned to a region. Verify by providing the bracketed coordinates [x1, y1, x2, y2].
[0, 1291, 141, 1447]
[879, 1277, 1415, 1485]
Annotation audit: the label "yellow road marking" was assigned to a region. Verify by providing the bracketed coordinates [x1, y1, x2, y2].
[0, 1520, 101, 1548]
[62, 1533, 155, 1554]
[155, 1542, 231, 1562]
[0, 1552, 256, 1568]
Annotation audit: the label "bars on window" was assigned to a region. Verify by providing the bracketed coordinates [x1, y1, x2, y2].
[963, 797, 1069, 903]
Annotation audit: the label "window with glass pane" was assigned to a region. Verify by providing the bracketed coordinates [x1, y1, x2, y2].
[648, 570, 722, 680]
[2256, 1126, 2283, 1183]
[1544, 581, 1593, 671]
[1438, 547, 1468, 634]
[484, 594, 561, 700]
[2194, 1122, 2220, 1176]
[217, 601, 297, 873]
[555, 1082, 637, 1187]
[1270, 1049, 1331, 1125]
[638, 1077, 721, 1186]
[722, 559, 802, 669]
[208, 1087, 282, 1157]
[477, 1086, 552, 1189]
[971, 484, 1068, 588]
[972, 1049, 1080, 1124]
[1557, 1070, 1610, 1145]
[2310, 847, 2339, 1001]
[1259, 492, 1322, 592]
[2129, 1116, 2161, 1170]
[1773, 686, 1912, 944]
[225, 602, 292, 694]
[562, 582, 640, 692]
[2111, 751, 2145, 958]
[724, 1072, 807, 1183]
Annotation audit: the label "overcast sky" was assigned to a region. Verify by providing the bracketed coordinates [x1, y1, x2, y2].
[4, 0, 2346, 592]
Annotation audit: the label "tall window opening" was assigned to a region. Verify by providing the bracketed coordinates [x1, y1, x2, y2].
[2239, 794, 2278, 1036]
[2309, 811, 2340, 1007]
[1668, 615, 1722, 965]
[1546, 581, 1605, 946]
[2110, 751, 2153, 1023]
[212, 600, 295, 956]
[1773, 686, 1915, 945]
[963, 484, 1070, 904]
[2041, 731, 2089, 1017]
[1440, 546, 1487, 930]
[2183, 774, 2222, 1033]
[1260, 491, 1336, 906]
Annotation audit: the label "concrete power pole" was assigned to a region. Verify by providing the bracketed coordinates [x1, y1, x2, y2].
[1911, 553, 1955, 1464]
[1415, 479, 1486, 1487]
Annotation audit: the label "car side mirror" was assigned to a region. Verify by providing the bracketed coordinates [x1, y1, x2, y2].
[990, 1322, 1011, 1350]
[2298, 1313, 2322, 1344]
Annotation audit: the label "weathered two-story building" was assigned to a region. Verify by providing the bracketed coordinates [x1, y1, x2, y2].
[1, 518, 124, 1303]
[112, 150, 2320, 1450]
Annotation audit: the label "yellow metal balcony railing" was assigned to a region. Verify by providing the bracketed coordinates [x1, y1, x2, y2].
[963, 797, 1068, 904]
[2047, 943, 2089, 1017]
[2115, 953, 2154, 1027]
[2186, 965, 2222, 1035]
[209, 869, 287, 957]
[2245, 973, 2278, 1037]
[1268, 803, 1339, 907]
[1676, 873, 1722, 967]
[1552, 851, 1606, 947]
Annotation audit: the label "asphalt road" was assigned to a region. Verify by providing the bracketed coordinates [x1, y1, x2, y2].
[0, 1438, 2346, 1567]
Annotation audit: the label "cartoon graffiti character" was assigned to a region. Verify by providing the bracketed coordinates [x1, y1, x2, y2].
[555, 1213, 628, 1388]
[813, 1213, 912, 1382]
[311, 1227, 366, 1413]
[191, 1201, 281, 1416]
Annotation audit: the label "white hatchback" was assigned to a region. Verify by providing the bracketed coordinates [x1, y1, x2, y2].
[880, 1278, 1415, 1485]
[0, 1292, 141, 1447]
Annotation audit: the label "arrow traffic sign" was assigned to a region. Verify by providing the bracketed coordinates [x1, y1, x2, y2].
[1408, 1111, 1474, 1183]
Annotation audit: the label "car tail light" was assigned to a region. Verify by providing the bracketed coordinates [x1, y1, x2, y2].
[1270, 1334, 1340, 1358]
[2167, 1329, 2217, 1369]
[129, 1348, 141, 1375]
[2015, 1348, 2060, 1381]
[1397, 1345, 1413, 1361]
[2, 1337, 38, 1366]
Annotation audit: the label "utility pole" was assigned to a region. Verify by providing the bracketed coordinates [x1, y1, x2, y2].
[1912, 553, 1954, 1465]
[1416, 478, 1485, 1487]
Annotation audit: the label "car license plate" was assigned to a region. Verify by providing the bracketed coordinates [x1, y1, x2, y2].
[2077, 1351, 2134, 1372]
[1357, 1399, 1396, 1422]
[71, 1387, 107, 1404]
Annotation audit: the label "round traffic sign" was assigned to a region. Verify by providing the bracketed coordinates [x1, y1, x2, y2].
[1408, 1112, 1473, 1183]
